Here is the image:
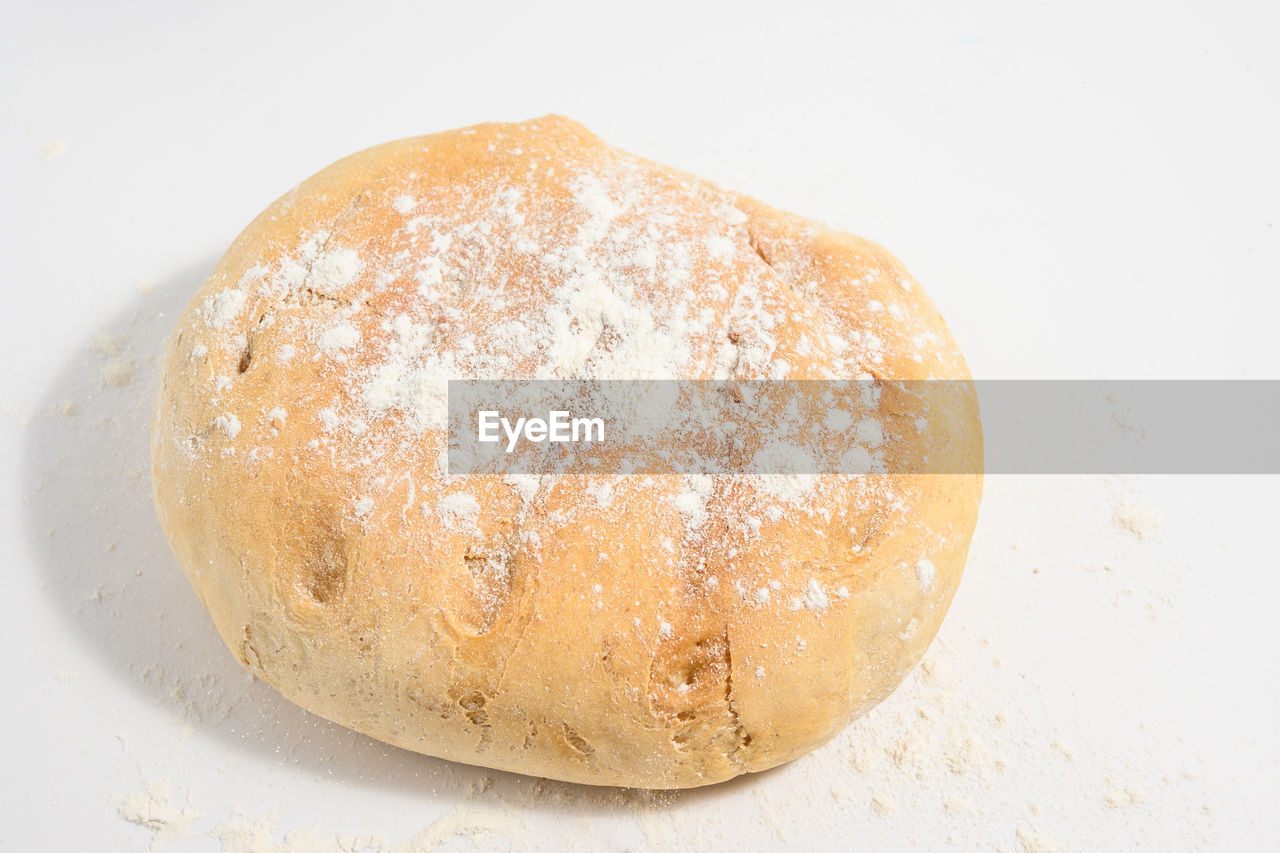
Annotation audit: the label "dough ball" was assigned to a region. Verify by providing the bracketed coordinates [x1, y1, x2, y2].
[151, 116, 981, 788]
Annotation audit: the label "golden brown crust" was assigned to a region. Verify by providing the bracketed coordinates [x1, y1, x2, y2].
[151, 115, 982, 788]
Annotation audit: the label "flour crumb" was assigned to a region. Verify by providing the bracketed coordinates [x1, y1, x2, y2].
[674, 476, 712, 528]
[791, 577, 831, 611]
[318, 320, 361, 353]
[103, 359, 134, 387]
[1113, 498, 1163, 541]
[1103, 776, 1146, 808]
[915, 559, 936, 591]
[115, 780, 201, 843]
[944, 728, 991, 776]
[206, 288, 247, 329]
[1015, 824, 1061, 853]
[497, 474, 537, 508]
[309, 248, 363, 295]
[92, 333, 125, 357]
[705, 235, 735, 260]
[214, 413, 241, 439]
[210, 814, 276, 853]
[42, 139, 69, 162]
[438, 492, 481, 532]
[870, 793, 897, 816]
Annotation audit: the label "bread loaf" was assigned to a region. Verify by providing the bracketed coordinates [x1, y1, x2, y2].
[151, 115, 982, 788]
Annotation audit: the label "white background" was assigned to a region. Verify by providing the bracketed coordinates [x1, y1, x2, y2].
[3, 1, 1278, 850]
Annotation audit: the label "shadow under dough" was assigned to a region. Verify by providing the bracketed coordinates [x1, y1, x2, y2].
[20, 258, 783, 814]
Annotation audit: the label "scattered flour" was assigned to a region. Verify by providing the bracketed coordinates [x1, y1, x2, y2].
[116, 780, 201, 848]
[438, 492, 481, 532]
[308, 248, 364, 296]
[318, 320, 361, 353]
[791, 578, 836, 612]
[915, 559, 936, 591]
[214, 413, 241, 439]
[1015, 824, 1062, 853]
[42, 139, 69, 161]
[1113, 498, 1163, 541]
[206, 802, 526, 853]
[205, 289, 247, 330]
[102, 360, 134, 387]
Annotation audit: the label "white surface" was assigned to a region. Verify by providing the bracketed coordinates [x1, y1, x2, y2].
[3, 1, 1278, 850]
